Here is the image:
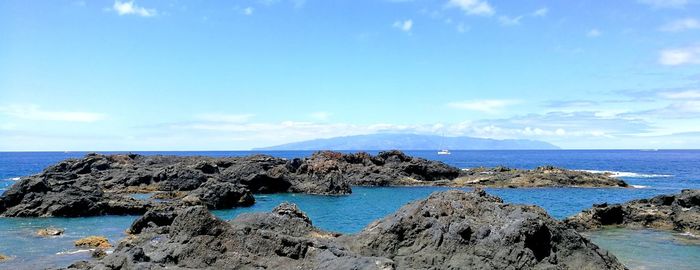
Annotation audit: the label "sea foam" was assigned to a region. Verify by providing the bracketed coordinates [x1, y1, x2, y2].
[580, 170, 673, 178]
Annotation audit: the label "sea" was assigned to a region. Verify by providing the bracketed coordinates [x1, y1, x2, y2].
[0, 150, 699, 269]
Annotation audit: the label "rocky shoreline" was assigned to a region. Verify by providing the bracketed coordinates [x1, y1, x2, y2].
[0, 151, 628, 218]
[565, 189, 700, 235]
[64, 190, 626, 270]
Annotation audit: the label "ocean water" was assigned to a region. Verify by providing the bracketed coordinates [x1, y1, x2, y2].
[1, 150, 699, 269]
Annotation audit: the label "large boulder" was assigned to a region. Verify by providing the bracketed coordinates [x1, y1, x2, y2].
[342, 189, 625, 270]
[565, 189, 700, 234]
[0, 176, 151, 217]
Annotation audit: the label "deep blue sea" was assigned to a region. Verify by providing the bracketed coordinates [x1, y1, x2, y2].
[1, 150, 699, 269]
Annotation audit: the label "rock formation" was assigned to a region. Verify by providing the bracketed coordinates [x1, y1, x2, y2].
[565, 189, 700, 235]
[453, 166, 629, 188]
[66, 190, 626, 270]
[75, 236, 112, 249]
[0, 151, 627, 218]
[36, 227, 65, 237]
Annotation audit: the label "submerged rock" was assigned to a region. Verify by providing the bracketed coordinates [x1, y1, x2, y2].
[68, 190, 626, 270]
[36, 227, 65, 237]
[565, 189, 700, 234]
[0, 253, 9, 262]
[74, 236, 112, 249]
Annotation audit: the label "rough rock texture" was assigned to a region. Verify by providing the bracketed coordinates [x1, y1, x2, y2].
[36, 227, 65, 237]
[0, 151, 627, 217]
[67, 190, 626, 270]
[0, 174, 154, 217]
[342, 190, 626, 270]
[0, 152, 349, 217]
[308, 150, 462, 186]
[565, 189, 700, 234]
[453, 166, 628, 188]
[75, 236, 112, 249]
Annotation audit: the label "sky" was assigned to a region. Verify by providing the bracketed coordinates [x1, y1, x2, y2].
[1, 0, 700, 150]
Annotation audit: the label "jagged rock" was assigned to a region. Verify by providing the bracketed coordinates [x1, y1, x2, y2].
[0, 176, 152, 217]
[453, 166, 628, 188]
[0, 152, 627, 218]
[69, 190, 626, 270]
[188, 181, 254, 209]
[74, 236, 112, 249]
[309, 150, 462, 186]
[342, 189, 625, 270]
[36, 227, 65, 237]
[565, 189, 700, 234]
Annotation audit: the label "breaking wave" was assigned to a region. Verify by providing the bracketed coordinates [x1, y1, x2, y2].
[580, 170, 673, 178]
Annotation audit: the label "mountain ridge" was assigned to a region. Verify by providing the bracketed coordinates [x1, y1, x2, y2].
[254, 133, 559, 150]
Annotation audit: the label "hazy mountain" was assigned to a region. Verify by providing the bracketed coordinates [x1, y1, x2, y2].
[254, 133, 559, 150]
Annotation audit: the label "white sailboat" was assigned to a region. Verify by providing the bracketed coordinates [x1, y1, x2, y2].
[437, 133, 451, 155]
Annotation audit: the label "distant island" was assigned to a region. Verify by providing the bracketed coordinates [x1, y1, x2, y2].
[254, 133, 559, 150]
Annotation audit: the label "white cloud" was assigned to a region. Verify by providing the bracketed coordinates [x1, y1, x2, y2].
[392, 19, 413, 32]
[447, 99, 518, 113]
[497, 7, 547, 26]
[113, 0, 156, 17]
[586, 29, 601, 37]
[310, 111, 331, 121]
[447, 0, 494, 16]
[659, 18, 700, 32]
[243, 7, 254, 15]
[498, 15, 522, 26]
[195, 113, 254, 123]
[0, 105, 105, 122]
[660, 89, 700, 99]
[659, 45, 700, 66]
[638, 0, 688, 8]
[532, 7, 548, 17]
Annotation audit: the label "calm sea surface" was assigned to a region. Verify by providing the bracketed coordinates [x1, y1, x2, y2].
[1, 150, 699, 269]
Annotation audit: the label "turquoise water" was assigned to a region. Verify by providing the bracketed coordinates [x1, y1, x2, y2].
[1, 151, 700, 269]
[586, 229, 700, 270]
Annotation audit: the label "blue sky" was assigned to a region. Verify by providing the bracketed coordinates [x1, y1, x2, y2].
[1, 0, 700, 150]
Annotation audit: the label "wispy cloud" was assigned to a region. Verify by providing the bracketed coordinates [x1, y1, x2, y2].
[638, 0, 689, 8]
[659, 18, 700, 32]
[447, 0, 495, 16]
[112, 0, 156, 17]
[498, 15, 523, 26]
[532, 7, 548, 17]
[195, 113, 255, 123]
[0, 105, 105, 122]
[243, 7, 254, 15]
[659, 45, 700, 66]
[309, 111, 331, 121]
[498, 7, 548, 26]
[392, 19, 413, 32]
[586, 29, 601, 37]
[544, 100, 600, 108]
[447, 99, 518, 113]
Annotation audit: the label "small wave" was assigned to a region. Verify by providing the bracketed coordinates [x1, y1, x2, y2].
[10, 177, 20, 181]
[580, 170, 673, 178]
[679, 232, 699, 239]
[56, 249, 92, 255]
[631, 185, 648, 189]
